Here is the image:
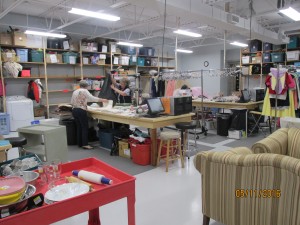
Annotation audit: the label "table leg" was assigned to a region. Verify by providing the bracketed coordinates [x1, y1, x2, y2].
[88, 208, 101, 225]
[150, 128, 157, 166]
[127, 194, 136, 225]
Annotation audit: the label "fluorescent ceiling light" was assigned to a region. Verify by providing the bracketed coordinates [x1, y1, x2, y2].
[173, 29, 202, 37]
[25, 30, 66, 38]
[279, 7, 300, 21]
[117, 42, 143, 47]
[176, 49, 193, 53]
[68, 8, 120, 21]
[230, 41, 248, 47]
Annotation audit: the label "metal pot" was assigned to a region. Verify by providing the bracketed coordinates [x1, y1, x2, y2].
[10, 171, 39, 186]
[0, 184, 36, 216]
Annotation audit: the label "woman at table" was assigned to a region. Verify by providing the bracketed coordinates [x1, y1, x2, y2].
[110, 73, 132, 104]
[71, 80, 108, 150]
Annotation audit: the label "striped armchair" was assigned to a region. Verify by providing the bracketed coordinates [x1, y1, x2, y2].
[252, 127, 300, 158]
[194, 146, 300, 225]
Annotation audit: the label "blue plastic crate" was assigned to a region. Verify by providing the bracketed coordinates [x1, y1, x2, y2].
[137, 57, 145, 66]
[0, 113, 10, 135]
[16, 48, 29, 62]
[288, 36, 299, 49]
[271, 52, 285, 62]
[62, 52, 78, 64]
[29, 50, 43, 62]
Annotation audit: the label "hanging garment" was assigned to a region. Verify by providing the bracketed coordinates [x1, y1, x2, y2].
[3, 62, 22, 78]
[98, 74, 117, 104]
[151, 78, 157, 97]
[157, 79, 165, 97]
[262, 89, 295, 117]
[165, 80, 176, 97]
[27, 80, 40, 103]
[34, 79, 44, 100]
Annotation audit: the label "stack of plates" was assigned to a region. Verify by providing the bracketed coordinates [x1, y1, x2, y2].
[44, 183, 89, 204]
[0, 177, 26, 205]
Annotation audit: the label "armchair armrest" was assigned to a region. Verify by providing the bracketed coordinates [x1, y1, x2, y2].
[251, 128, 288, 155]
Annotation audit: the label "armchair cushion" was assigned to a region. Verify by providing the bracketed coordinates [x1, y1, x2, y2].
[287, 127, 300, 159]
[194, 147, 300, 225]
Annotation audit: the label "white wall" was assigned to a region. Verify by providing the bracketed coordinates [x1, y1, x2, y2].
[177, 45, 222, 97]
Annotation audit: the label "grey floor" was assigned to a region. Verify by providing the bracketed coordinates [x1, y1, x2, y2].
[5, 128, 267, 225]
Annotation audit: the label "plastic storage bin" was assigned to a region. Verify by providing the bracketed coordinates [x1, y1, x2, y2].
[263, 53, 271, 62]
[0, 113, 9, 135]
[286, 51, 300, 61]
[242, 56, 250, 64]
[287, 36, 299, 49]
[130, 141, 151, 166]
[216, 113, 231, 136]
[59, 118, 77, 145]
[29, 50, 43, 62]
[98, 129, 118, 149]
[263, 42, 273, 51]
[250, 39, 262, 52]
[129, 56, 137, 65]
[62, 52, 78, 64]
[137, 57, 145, 66]
[271, 52, 285, 62]
[16, 48, 28, 62]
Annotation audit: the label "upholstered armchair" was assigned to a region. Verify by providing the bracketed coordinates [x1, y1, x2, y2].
[194, 145, 300, 225]
[252, 127, 300, 158]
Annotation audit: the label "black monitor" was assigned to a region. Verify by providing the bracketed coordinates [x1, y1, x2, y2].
[241, 89, 251, 103]
[146, 98, 165, 117]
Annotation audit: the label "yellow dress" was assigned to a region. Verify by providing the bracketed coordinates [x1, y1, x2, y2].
[262, 89, 295, 117]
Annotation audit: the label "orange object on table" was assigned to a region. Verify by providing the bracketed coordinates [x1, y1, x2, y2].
[0, 158, 136, 225]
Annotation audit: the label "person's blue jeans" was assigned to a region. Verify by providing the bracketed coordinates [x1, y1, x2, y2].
[72, 108, 88, 147]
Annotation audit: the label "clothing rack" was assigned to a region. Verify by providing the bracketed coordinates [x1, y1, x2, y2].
[161, 68, 241, 136]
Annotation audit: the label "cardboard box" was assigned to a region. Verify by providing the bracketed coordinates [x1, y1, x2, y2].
[13, 31, 27, 46]
[26, 34, 43, 48]
[34, 106, 46, 117]
[97, 59, 105, 65]
[242, 56, 250, 64]
[228, 129, 242, 139]
[46, 53, 63, 63]
[252, 56, 262, 64]
[119, 139, 130, 159]
[0, 33, 12, 45]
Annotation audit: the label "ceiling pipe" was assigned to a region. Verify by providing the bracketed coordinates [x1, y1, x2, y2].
[0, 0, 24, 20]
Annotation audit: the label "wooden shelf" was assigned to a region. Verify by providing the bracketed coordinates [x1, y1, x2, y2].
[4, 76, 45, 79]
[241, 51, 262, 54]
[45, 90, 73, 93]
[83, 76, 105, 79]
[286, 60, 300, 63]
[263, 49, 286, 52]
[46, 63, 81, 66]
[137, 55, 158, 58]
[82, 64, 106, 66]
[242, 63, 262, 65]
[46, 48, 78, 52]
[137, 66, 158, 68]
[0, 45, 42, 49]
[81, 51, 110, 54]
[19, 61, 44, 65]
[286, 48, 300, 51]
[47, 76, 81, 79]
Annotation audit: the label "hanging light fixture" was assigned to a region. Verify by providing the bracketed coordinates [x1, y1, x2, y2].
[176, 49, 193, 53]
[25, 30, 66, 38]
[230, 41, 248, 47]
[68, 8, 120, 21]
[117, 42, 143, 47]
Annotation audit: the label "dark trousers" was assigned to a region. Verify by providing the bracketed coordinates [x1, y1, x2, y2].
[72, 108, 88, 147]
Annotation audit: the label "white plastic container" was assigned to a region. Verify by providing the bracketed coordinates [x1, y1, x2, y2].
[286, 51, 300, 61]
[39, 118, 60, 126]
[6, 96, 34, 131]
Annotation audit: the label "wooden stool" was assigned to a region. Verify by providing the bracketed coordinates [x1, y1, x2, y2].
[157, 131, 184, 172]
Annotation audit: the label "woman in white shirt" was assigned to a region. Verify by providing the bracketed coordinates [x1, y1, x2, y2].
[71, 80, 108, 149]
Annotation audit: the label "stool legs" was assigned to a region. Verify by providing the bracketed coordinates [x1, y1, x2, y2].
[157, 139, 163, 166]
[156, 138, 184, 172]
[178, 138, 184, 168]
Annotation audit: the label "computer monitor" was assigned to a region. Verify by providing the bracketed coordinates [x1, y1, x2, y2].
[241, 90, 251, 103]
[146, 98, 165, 117]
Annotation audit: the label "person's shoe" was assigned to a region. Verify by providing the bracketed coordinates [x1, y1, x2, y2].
[82, 145, 94, 150]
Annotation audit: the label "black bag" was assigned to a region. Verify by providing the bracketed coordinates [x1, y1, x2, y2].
[98, 73, 117, 104]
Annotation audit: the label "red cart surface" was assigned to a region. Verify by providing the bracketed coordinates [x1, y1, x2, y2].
[0, 157, 136, 225]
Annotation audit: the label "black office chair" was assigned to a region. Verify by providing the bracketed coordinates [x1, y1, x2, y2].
[5, 137, 27, 156]
[175, 121, 198, 159]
